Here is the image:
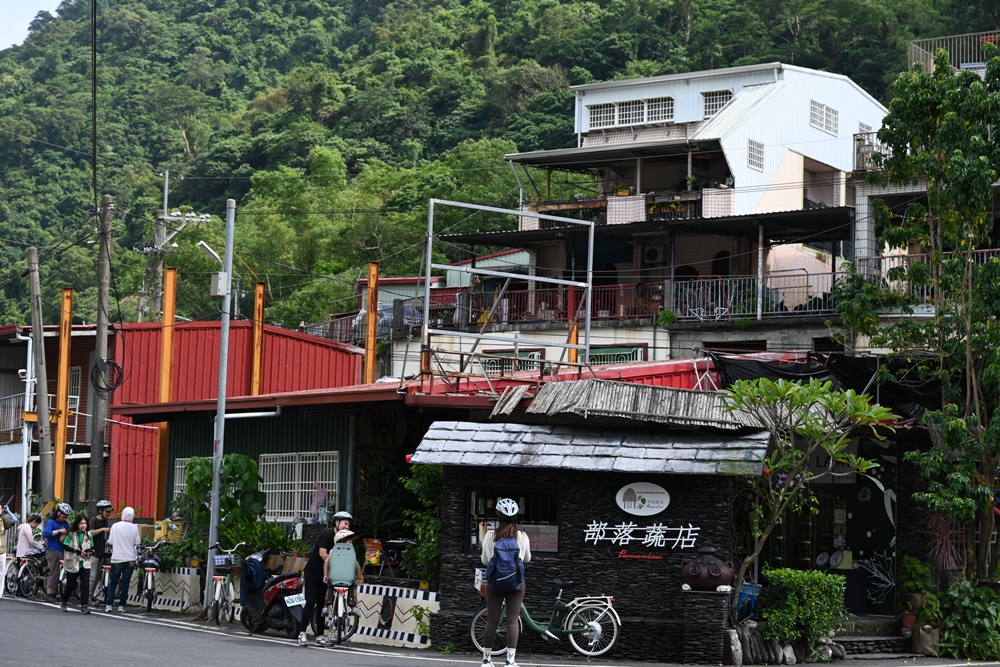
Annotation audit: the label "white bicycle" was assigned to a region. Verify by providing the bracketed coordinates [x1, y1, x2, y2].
[208, 541, 244, 624]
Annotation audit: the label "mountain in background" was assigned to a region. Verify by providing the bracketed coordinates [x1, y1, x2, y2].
[0, 0, 995, 326]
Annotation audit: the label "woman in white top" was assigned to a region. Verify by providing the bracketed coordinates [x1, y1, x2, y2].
[479, 498, 531, 667]
[16, 514, 44, 557]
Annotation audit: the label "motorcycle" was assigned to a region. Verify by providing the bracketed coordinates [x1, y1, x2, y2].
[239, 548, 304, 638]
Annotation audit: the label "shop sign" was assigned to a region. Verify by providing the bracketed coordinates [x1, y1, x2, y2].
[615, 482, 670, 516]
[584, 520, 700, 549]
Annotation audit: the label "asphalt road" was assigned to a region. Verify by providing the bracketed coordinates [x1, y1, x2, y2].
[4, 596, 1000, 667]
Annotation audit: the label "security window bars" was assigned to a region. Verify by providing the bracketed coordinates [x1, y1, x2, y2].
[810, 100, 839, 136]
[619, 99, 645, 125]
[748, 139, 765, 172]
[173, 458, 189, 501]
[703, 90, 733, 118]
[585, 345, 645, 365]
[260, 451, 340, 522]
[481, 350, 543, 376]
[647, 97, 674, 122]
[589, 103, 615, 128]
[587, 96, 676, 128]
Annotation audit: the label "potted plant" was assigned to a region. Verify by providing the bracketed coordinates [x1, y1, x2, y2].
[899, 555, 934, 611]
[900, 603, 918, 629]
[612, 183, 631, 197]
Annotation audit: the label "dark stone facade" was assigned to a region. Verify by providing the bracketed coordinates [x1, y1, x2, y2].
[434, 465, 735, 662]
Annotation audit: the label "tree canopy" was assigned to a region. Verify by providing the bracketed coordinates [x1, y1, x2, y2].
[0, 0, 996, 325]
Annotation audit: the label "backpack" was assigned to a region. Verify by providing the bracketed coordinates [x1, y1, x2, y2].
[485, 535, 524, 593]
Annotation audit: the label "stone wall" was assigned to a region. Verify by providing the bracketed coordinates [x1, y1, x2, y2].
[434, 465, 735, 662]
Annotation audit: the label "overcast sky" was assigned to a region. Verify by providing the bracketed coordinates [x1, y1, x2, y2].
[1, 1, 65, 51]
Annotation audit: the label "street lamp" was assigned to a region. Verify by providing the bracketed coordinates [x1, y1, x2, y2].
[203, 200, 236, 618]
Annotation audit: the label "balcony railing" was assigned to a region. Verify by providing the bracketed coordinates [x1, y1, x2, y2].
[854, 132, 892, 172]
[0, 392, 81, 443]
[522, 186, 736, 228]
[909, 31, 999, 75]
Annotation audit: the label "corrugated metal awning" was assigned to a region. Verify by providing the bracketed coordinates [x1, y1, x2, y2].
[411, 421, 770, 476]
[517, 379, 760, 430]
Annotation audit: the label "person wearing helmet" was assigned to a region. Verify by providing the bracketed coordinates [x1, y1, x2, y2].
[299, 516, 340, 646]
[88, 500, 114, 604]
[480, 498, 532, 667]
[331, 510, 353, 531]
[42, 503, 73, 602]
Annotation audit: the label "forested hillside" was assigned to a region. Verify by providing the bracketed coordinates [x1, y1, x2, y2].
[0, 0, 995, 326]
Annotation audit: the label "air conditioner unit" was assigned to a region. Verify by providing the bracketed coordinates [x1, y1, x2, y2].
[644, 245, 665, 264]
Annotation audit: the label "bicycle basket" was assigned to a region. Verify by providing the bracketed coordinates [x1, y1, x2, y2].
[213, 554, 240, 571]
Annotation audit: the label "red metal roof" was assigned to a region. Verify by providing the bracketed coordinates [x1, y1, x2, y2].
[109, 321, 363, 516]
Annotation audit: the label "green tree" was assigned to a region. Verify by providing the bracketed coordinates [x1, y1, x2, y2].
[840, 44, 1000, 582]
[722, 378, 894, 624]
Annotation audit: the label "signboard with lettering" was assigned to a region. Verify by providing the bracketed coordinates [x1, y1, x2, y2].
[615, 482, 671, 516]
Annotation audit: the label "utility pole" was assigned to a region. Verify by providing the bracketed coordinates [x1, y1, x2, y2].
[89, 194, 113, 514]
[27, 247, 54, 503]
[204, 199, 236, 615]
[364, 262, 379, 384]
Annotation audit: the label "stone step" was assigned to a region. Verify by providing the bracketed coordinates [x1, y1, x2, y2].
[834, 635, 912, 655]
[837, 615, 901, 637]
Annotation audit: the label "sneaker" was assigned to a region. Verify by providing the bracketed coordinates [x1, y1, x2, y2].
[297, 633, 309, 647]
[105, 605, 112, 613]
[60, 602, 68, 612]
[481, 658, 493, 667]
[117, 605, 126, 613]
[81, 606, 91, 615]
[314, 636, 333, 647]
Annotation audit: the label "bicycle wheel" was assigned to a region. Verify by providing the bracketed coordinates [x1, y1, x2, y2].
[4, 563, 19, 596]
[469, 606, 515, 656]
[340, 608, 359, 643]
[565, 604, 619, 657]
[92, 572, 106, 605]
[213, 598, 221, 625]
[145, 575, 155, 613]
[223, 594, 234, 623]
[18, 571, 38, 598]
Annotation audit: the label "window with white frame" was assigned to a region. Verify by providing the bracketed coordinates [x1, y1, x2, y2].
[588, 103, 615, 128]
[647, 97, 674, 122]
[810, 100, 839, 136]
[69, 367, 81, 411]
[618, 99, 645, 125]
[748, 139, 765, 172]
[260, 451, 339, 522]
[587, 96, 676, 129]
[702, 90, 733, 118]
[859, 122, 872, 135]
[481, 350, 543, 376]
[173, 458, 189, 502]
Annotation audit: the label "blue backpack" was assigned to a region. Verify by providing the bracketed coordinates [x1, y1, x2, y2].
[486, 535, 524, 593]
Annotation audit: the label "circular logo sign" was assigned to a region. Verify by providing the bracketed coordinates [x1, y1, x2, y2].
[616, 482, 670, 516]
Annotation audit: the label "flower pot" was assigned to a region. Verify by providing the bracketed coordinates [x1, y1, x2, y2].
[616, 190, 630, 197]
[900, 611, 918, 628]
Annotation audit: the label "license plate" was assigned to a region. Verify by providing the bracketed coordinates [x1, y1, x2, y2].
[284, 593, 306, 607]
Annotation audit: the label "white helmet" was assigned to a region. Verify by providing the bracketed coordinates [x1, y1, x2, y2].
[495, 498, 519, 518]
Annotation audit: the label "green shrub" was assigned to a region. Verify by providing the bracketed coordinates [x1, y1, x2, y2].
[657, 310, 677, 326]
[900, 555, 935, 595]
[400, 463, 442, 586]
[156, 536, 201, 571]
[218, 516, 290, 557]
[759, 567, 846, 645]
[938, 581, 1000, 659]
[918, 592, 942, 627]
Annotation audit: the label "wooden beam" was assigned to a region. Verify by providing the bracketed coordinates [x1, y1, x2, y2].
[54, 288, 72, 500]
[155, 267, 177, 519]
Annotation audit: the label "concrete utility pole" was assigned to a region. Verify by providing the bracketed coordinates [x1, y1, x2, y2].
[89, 194, 113, 514]
[27, 247, 54, 503]
[204, 199, 236, 615]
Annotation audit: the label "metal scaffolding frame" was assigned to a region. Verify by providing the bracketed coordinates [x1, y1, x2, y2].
[421, 199, 596, 380]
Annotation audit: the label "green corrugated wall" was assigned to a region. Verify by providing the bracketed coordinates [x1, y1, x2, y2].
[165, 407, 353, 510]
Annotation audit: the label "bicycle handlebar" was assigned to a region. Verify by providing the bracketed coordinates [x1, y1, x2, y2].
[207, 541, 246, 554]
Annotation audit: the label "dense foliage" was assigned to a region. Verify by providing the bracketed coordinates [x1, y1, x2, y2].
[0, 0, 996, 326]
[938, 581, 1000, 659]
[400, 462, 442, 585]
[758, 567, 847, 645]
[837, 43, 1000, 582]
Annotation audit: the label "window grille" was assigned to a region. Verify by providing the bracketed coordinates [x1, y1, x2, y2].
[260, 451, 339, 522]
[480, 350, 543, 376]
[588, 103, 615, 128]
[859, 122, 872, 135]
[173, 458, 189, 501]
[748, 139, 765, 172]
[619, 99, 645, 125]
[69, 367, 81, 411]
[703, 90, 732, 118]
[586, 346, 645, 365]
[810, 100, 839, 136]
[647, 97, 674, 122]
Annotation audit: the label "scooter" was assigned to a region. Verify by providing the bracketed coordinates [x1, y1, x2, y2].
[239, 548, 305, 638]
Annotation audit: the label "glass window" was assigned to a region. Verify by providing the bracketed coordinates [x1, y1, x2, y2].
[703, 90, 733, 118]
[588, 103, 615, 128]
[810, 100, 839, 136]
[260, 451, 339, 522]
[748, 138, 765, 172]
[647, 97, 674, 122]
[619, 99, 645, 125]
[468, 489, 559, 553]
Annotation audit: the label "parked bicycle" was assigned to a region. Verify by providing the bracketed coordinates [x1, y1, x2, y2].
[91, 551, 111, 606]
[470, 579, 620, 657]
[208, 541, 245, 625]
[135, 541, 165, 613]
[4, 555, 19, 596]
[16, 548, 48, 599]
